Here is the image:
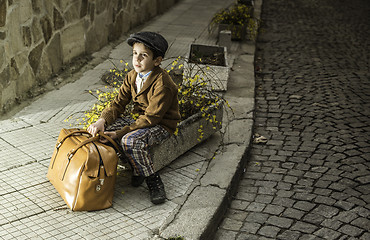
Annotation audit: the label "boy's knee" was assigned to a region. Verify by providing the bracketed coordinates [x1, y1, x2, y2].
[121, 135, 133, 149]
[121, 134, 145, 150]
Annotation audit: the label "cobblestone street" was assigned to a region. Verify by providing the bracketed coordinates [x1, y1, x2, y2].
[216, 0, 370, 239]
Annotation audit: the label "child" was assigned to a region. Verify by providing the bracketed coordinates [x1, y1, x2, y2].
[87, 32, 181, 204]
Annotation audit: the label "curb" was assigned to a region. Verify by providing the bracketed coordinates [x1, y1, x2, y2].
[158, 41, 256, 240]
[157, 1, 262, 239]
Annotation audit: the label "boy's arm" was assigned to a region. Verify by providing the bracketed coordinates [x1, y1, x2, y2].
[100, 74, 132, 125]
[115, 85, 176, 139]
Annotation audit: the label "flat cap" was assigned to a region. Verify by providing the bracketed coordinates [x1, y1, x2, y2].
[127, 32, 168, 58]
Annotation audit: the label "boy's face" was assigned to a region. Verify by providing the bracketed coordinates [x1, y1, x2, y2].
[132, 43, 162, 74]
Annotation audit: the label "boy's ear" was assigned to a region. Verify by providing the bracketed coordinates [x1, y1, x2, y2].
[154, 56, 163, 66]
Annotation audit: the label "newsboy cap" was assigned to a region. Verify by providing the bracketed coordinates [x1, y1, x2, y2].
[127, 32, 168, 58]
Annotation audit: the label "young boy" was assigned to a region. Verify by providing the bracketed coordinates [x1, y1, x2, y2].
[87, 32, 181, 204]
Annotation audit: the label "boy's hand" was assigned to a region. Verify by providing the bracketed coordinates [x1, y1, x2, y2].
[87, 118, 106, 136]
[100, 131, 117, 143]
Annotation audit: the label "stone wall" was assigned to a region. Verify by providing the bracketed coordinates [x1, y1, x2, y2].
[0, 0, 178, 114]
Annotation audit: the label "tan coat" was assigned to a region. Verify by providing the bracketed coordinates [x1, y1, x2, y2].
[101, 66, 181, 140]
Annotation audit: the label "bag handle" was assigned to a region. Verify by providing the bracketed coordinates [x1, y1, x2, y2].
[67, 131, 124, 160]
[51, 129, 92, 169]
[56, 129, 92, 149]
[67, 136, 99, 160]
[98, 131, 124, 156]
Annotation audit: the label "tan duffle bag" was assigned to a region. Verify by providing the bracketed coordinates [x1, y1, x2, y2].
[47, 128, 123, 211]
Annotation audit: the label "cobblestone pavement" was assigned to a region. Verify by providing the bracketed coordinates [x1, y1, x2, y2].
[215, 0, 370, 239]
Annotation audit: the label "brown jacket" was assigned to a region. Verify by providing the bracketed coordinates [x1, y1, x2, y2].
[101, 66, 181, 140]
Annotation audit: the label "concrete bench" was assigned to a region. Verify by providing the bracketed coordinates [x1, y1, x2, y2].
[151, 103, 223, 172]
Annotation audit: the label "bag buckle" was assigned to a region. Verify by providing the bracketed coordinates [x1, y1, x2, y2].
[56, 142, 62, 149]
[67, 151, 74, 160]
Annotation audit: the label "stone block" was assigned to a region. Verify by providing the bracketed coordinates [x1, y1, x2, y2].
[0, 64, 10, 87]
[19, 0, 33, 23]
[28, 41, 44, 75]
[40, 15, 52, 44]
[223, 119, 253, 145]
[56, 0, 75, 12]
[16, 65, 36, 97]
[0, 0, 6, 27]
[218, 30, 232, 51]
[36, 50, 52, 84]
[160, 185, 226, 240]
[88, 2, 95, 22]
[86, 12, 109, 53]
[8, 5, 24, 53]
[109, 10, 127, 41]
[200, 144, 246, 189]
[60, 21, 86, 63]
[45, 33, 62, 73]
[10, 58, 19, 77]
[146, 0, 158, 18]
[22, 26, 32, 47]
[219, 24, 246, 41]
[80, 0, 88, 18]
[1, 80, 16, 109]
[53, 7, 65, 30]
[152, 103, 223, 172]
[0, 31, 5, 39]
[224, 96, 254, 119]
[64, 0, 81, 23]
[0, 44, 4, 69]
[157, 0, 176, 14]
[14, 51, 29, 73]
[31, 0, 42, 14]
[0, 87, 2, 112]
[186, 43, 230, 91]
[31, 17, 43, 44]
[96, 0, 107, 15]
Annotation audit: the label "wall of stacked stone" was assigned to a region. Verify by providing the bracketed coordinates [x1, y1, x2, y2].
[0, 0, 178, 114]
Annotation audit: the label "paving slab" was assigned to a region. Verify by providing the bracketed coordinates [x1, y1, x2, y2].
[0, 0, 258, 239]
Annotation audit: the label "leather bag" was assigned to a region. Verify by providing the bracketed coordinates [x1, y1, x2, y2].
[47, 128, 122, 211]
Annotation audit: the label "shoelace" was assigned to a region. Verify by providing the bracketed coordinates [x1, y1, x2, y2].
[147, 174, 162, 190]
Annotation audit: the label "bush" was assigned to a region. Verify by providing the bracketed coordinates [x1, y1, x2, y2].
[66, 57, 232, 140]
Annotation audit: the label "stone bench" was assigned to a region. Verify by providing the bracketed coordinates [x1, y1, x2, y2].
[151, 102, 223, 172]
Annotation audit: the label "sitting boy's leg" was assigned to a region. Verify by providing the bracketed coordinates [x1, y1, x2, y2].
[105, 117, 134, 162]
[105, 117, 134, 145]
[122, 126, 169, 204]
[122, 126, 169, 176]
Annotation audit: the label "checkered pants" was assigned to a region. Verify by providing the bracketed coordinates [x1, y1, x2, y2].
[106, 117, 170, 177]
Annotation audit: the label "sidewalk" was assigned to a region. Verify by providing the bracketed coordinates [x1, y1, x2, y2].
[0, 0, 260, 239]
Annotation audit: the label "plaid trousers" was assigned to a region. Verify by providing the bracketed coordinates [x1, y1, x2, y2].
[106, 117, 170, 177]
